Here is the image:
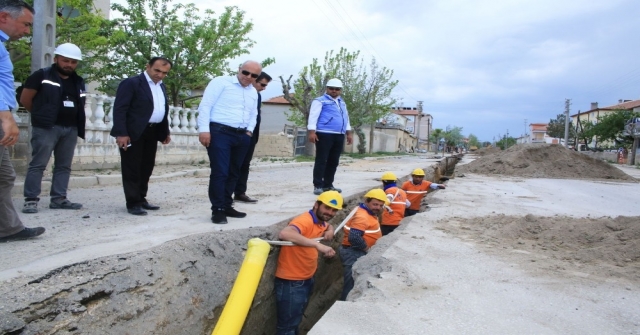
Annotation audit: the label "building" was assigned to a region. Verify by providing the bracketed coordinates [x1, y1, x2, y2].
[570, 99, 640, 150]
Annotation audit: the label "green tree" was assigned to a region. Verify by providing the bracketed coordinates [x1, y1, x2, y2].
[430, 128, 443, 154]
[281, 48, 397, 153]
[97, 0, 259, 105]
[468, 134, 480, 148]
[496, 136, 517, 150]
[588, 109, 640, 148]
[443, 126, 463, 150]
[547, 113, 576, 141]
[10, 0, 111, 83]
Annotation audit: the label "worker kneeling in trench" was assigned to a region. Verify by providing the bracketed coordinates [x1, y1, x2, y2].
[274, 190, 343, 335]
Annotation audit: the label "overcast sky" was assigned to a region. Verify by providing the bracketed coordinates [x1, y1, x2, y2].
[185, 0, 639, 141]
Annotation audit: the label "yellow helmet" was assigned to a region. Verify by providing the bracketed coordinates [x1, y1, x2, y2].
[411, 168, 425, 176]
[364, 189, 390, 205]
[317, 191, 343, 210]
[381, 171, 397, 181]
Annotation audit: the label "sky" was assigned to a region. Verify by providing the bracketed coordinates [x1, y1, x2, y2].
[174, 0, 639, 141]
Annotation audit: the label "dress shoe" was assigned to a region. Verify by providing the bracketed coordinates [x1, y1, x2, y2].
[0, 227, 45, 242]
[212, 211, 228, 224]
[234, 194, 258, 204]
[225, 207, 246, 218]
[141, 202, 160, 210]
[127, 206, 147, 216]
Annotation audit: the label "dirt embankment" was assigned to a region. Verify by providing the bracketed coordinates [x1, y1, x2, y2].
[433, 214, 640, 284]
[458, 144, 635, 180]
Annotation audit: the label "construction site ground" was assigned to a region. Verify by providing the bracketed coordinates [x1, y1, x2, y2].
[2, 147, 640, 334]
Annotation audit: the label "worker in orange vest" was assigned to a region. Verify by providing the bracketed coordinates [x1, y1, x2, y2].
[380, 171, 409, 235]
[274, 190, 343, 335]
[339, 188, 388, 300]
[401, 168, 446, 216]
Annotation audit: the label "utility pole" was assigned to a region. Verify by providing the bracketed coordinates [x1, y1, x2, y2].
[416, 101, 423, 150]
[505, 129, 509, 149]
[524, 119, 528, 143]
[564, 99, 571, 148]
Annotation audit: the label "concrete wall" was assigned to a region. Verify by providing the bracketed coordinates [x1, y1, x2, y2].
[260, 104, 291, 135]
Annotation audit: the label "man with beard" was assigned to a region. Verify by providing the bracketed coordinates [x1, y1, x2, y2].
[339, 188, 388, 300]
[20, 43, 86, 213]
[274, 190, 342, 335]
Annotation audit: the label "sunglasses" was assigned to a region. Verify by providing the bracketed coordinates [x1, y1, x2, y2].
[327, 87, 342, 91]
[241, 70, 259, 78]
[258, 82, 268, 87]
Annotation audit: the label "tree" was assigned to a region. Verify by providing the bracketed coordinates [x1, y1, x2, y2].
[468, 134, 480, 148]
[10, 0, 111, 83]
[430, 128, 443, 154]
[496, 136, 517, 150]
[547, 113, 576, 142]
[588, 109, 640, 148]
[96, 0, 259, 105]
[281, 48, 397, 154]
[443, 126, 463, 151]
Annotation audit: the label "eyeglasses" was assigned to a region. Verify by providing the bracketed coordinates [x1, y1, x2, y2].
[241, 70, 259, 78]
[327, 87, 341, 91]
[258, 82, 268, 87]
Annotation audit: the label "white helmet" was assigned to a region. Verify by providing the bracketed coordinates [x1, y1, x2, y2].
[326, 78, 343, 88]
[54, 43, 83, 61]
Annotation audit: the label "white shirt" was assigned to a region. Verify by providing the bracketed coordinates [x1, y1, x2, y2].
[197, 75, 258, 133]
[143, 71, 166, 123]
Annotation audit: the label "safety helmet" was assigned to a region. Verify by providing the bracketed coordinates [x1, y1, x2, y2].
[381, 171, 397, 181]
[326, 78, 343, 88]
[54, 43, 83, 61]
[411, 168, 425, 176]
[317, 191, 343, 210]
[364, 189, 390, 205]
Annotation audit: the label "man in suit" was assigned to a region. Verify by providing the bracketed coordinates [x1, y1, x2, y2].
[110, 57, 172, 216]
[233, 72, 271, 204]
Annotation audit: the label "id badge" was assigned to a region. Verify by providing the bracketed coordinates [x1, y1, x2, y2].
[63, 100, 75, 107]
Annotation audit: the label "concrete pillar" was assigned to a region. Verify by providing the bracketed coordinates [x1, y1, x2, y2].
[31, 0, 57, 73]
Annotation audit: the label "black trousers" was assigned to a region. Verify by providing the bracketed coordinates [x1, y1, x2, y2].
[313, 132, 344, 188]
[119, 125, 158, 208]
[235, 129, 259, 196]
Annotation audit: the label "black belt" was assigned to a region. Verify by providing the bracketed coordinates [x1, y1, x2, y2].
[211, 122, 247, 134]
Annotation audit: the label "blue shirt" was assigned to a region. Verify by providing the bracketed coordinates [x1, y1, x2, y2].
[196, 75, 258, 133]
[0, 30, 16, 112]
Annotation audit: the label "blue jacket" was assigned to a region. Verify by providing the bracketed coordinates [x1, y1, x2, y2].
[315, 94, 349, 134]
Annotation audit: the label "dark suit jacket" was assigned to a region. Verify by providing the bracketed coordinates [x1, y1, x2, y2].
[110, 72, 170, 142]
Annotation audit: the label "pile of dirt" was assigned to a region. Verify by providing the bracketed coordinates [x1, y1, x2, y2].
[457, 144, 635, 180]
[475, 146, 502, 156]
[434, 214, 640, 284]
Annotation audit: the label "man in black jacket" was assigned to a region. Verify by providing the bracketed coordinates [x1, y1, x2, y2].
[20, 43, 86, 213]
[110, 57, 172, 216]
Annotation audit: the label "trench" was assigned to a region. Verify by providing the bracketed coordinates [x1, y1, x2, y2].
[236, 156, 462, 335]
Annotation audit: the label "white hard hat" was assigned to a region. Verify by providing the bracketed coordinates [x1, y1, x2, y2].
[54, 43, 83, 61]
[326, 78, 343, 88]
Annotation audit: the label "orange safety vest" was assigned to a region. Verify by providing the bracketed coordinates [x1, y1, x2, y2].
[342, 206, 382, 248]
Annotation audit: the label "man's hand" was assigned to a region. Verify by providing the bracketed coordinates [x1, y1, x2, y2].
[323, 230, 334, 241]
[0, 112, 20, 147]
[308, 130, 318, 143]
[438, 185, 446, 189]
[346, 131, 353, 145]
[199, 132, 211, 147]
[162, 135, 171, 145]
[116, 136, 131, 151]
[318, 244, 336, 258]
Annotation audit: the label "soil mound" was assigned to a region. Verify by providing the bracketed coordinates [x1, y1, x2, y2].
[475, 146, 502, 156]
[434, 214, 640, 283]
[458, 144, 635, 180]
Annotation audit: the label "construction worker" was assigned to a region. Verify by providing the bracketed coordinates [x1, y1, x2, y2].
[401, 168, 446, 216]
[339, 188, 388, 301]
[275, 191, 343, 335]
[380, 172, 409, 236]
